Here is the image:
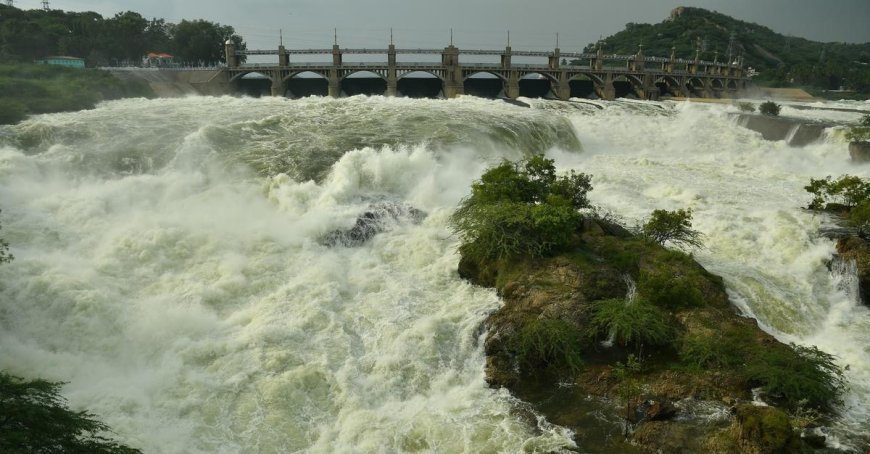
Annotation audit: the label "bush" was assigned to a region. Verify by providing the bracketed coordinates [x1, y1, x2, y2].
[759, 101, 781, 116]
[737, 102, 756, 113]
[845, 114, 870, 142]
[0, 372, 141, 453]
[804, 175, 870, 209]
[747, 344, 845, 410]
[451, 155, 591, 260]
[589, 298, 674, 351]
[638, 259, 705, 309]
[639, 208, 703, 249]
[511, 318, 585, 374]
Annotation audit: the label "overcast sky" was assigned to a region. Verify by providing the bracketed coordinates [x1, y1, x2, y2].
[34, 0, 870, 51]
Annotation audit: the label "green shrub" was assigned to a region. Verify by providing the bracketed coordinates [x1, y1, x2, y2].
[737, 102, 756, 112]
[511, 318, 585, 374]
[747, 344, 844, 410]
[639, 208, 703, 249]
[759, 101, 781, 116]
[849, 201, 870, 237]
[845, 115, 870, 142]
[589, 298, 674, 351]
[678, 333, 730, 369]
[451, 155, 591, 260]
[804, 175, 870, 209]
[637, 256, 705, 309]
[0, 372, 141, 453]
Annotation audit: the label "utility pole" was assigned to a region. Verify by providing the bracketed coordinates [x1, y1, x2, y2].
[42, 0, 49, 10]
[4, 1, 13, 7]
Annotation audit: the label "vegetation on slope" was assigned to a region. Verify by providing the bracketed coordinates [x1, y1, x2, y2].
[585, 6, 870, 93]
[0, 4, 246, 67]
[0, 64, 154, 125]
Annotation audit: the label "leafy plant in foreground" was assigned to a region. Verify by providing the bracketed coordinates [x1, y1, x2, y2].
[0, 373, 141, 453]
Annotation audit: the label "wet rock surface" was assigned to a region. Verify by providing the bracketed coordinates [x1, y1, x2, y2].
[322, 202, 425, 247]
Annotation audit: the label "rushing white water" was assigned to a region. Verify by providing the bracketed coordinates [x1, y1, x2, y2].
[1, 95, 868, 452]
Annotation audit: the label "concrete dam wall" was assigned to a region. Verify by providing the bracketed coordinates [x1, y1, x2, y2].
[107, 69, 231, 97]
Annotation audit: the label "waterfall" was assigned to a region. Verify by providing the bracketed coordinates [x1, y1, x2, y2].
[832, 256, 860, 306]
[785, 123, 801, 145]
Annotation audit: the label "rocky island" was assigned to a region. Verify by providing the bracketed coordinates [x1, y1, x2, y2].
[452, 156, 844, 453]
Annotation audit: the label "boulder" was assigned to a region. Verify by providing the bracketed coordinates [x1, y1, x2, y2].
[733, 405, 808, 454]
[849, 141, 870, 163]
[322, 202, 425, 247]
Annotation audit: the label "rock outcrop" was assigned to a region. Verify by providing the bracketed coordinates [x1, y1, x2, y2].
[458, 218, 830, 453]
[849, 141, 870, 163]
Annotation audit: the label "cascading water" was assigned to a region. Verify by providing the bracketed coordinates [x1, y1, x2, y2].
[0, 95, 868, 452]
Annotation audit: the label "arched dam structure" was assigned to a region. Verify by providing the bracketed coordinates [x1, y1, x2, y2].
[224, 41, 750, 100]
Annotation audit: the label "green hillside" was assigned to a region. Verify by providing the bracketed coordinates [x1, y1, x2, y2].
[584, 6, 870, 94]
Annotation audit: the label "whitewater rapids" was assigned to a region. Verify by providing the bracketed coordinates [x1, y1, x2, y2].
[0, 95, 868, 452]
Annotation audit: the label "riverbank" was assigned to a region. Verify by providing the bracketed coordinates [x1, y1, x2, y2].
[0, 64, 154, 125]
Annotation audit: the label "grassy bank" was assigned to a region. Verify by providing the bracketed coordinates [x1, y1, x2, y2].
[0, 64, 154, 125]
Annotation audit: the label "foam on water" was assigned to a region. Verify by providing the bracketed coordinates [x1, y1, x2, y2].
[1, 95, 869, 451]
[549, 100, 870, 447]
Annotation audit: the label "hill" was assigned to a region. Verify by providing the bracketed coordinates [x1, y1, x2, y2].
[584, 6, 870, 94]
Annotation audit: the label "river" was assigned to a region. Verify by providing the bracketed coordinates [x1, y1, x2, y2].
[0, 95, 868, 452]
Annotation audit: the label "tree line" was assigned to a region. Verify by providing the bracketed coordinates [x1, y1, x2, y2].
[0, 5, 246, 67]
[591, 7, 870, 94]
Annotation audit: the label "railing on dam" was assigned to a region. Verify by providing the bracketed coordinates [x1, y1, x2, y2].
[223, 41, 749, 100]
[235, 47, 730, 69]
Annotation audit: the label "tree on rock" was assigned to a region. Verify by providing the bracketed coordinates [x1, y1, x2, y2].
[640, 208, 703, 249]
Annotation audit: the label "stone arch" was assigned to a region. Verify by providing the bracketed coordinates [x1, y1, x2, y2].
[463, 71, 507, 99]
[228, 70, 272, 83]
[397, 71, 442, 98]
[655, 75, 683, 98]
[398, 69, 444, 81]
[711, 79, 725, 90]
[611, 74, 640, 99]
[567, 73, 598, 98]
[284, 71, 329, 98]
[340, 70, 387, 96]
[230, 71, 274, 97]
[726, 79, 738, 90]
[462, 71, 507, 82]
[685, 77, 706, 97]
[282, 70, 328, 83]
[569, 73, 604, 86]
[340, 70, 387, 82]
[518, 72, 556, 98]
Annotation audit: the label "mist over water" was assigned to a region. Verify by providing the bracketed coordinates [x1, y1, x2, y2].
[0, 95, 868, 452]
